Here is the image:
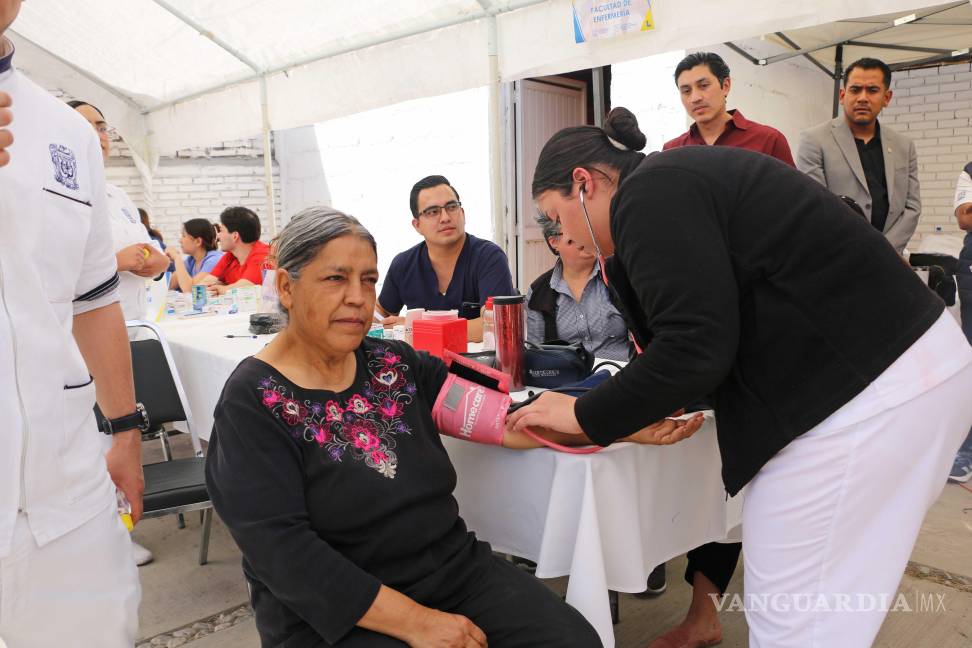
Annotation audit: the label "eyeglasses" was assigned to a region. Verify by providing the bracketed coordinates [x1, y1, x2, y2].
[418, 201, 462, 219]
[95, 124, 117, 137]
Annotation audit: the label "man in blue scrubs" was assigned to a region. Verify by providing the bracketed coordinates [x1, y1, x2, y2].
[377, 175, 515, 341]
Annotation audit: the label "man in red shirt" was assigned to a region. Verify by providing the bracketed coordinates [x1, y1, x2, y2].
[195, 206, 271, 295]
[644, 51, 793, 648]
[663, 51, 794, 166]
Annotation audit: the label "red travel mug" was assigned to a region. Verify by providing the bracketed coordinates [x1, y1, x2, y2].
[493, 294, 525, 391]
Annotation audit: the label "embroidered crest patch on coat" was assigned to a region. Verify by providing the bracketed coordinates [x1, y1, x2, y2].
[49, 144, 79, 190]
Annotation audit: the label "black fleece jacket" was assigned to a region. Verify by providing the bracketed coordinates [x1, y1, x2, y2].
[575, 146, 942, 495]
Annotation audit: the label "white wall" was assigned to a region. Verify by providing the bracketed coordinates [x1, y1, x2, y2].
[312, 87, 493, 280]
[275, 125, 332, 222]
[611, 50, 689, 152]
[878, 63, 972, 247]
[706, 40, 832, 158]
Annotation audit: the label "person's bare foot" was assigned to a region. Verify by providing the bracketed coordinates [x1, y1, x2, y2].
[648, 571, 723, 648]
[647, 620, 722, 648]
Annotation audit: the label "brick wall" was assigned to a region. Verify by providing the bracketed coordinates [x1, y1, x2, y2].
[878, 62, 972, 246]
[114, 156, 282, 246]
[107, 139, 282, 247]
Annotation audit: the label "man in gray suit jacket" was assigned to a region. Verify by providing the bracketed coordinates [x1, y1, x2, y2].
[798, 58, 920, 254]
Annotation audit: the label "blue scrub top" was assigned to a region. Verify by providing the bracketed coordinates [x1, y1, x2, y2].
[378, 234, 515, 315]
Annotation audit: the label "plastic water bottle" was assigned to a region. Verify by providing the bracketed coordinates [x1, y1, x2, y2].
[261, 268, 278, 313]
[482, 297, 496, 351]
[367, 323, 385, 339]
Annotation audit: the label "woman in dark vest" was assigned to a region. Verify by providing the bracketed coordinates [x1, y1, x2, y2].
[506, 107, 972, 648]
[526, 211, 632, 362]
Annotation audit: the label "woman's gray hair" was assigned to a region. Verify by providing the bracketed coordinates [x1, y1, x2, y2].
[273, 206, 377, 317]
[534, 210, 562, 243]
[275, 206, 376, 279]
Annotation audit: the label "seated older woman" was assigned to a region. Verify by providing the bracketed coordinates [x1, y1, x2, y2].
[206, 207, 702, 647]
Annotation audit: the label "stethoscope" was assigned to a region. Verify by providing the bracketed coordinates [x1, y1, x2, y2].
[508, 183, 638, 455]
[579, 184, 645, 355]
[579, 185, 610, 287]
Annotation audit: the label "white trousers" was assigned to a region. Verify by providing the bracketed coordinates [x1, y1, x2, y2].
[743, 360, 972, 648]
[0, 504, 140, 648]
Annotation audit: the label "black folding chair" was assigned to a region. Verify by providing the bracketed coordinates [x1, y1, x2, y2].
[125, 320, 213, 565]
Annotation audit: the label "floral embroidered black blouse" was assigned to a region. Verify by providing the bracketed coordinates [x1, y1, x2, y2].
[205, 338, 492, 646]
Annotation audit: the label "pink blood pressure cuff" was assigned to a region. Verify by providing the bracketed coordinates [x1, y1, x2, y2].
[432, 373, 511, 445]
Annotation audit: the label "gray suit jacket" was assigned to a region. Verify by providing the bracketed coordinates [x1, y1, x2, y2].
[797, 117, 920, 253]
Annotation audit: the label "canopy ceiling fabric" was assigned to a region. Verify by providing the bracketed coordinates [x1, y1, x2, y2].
[8, 0, 958, 160]
[763, 1, 972, 73]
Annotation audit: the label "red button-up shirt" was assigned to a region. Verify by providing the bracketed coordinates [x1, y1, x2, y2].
[663, 109, 795, 167]
[211, 240, 271, 285]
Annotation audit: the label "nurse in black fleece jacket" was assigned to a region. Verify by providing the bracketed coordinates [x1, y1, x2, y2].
[507, 108, 972, 648]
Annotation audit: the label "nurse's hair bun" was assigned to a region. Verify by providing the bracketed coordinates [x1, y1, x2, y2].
[603, 107, 647, 152]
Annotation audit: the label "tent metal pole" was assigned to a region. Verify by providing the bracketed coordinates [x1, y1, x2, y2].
[259, 76, 277, 237]
[832, 44, 843, 119]
[475, 2, 507, 259]
[844, 40, 952, 55]
[486, 17, 506, 260]
[889, 48, 971, 71]
[727, 35, 834, 80]
[592, 67, 606, 127]
[724, 41, 760, 65]
[149, 0, 262, 71]
[150, 0, 277, 234]
[772, 33, 834, 79]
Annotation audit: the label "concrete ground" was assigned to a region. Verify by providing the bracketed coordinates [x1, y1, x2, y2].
[136, 436, 972, 647]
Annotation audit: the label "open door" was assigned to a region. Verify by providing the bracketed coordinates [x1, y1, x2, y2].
[513, 76, 587, 290]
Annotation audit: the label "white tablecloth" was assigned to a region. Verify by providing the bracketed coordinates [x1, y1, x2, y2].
[444, 426, 741, 647]
[157, 314, 743, 647]
[158, 313, 267, 440]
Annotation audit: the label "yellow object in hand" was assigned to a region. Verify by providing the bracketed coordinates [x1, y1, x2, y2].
[116, 491, 134, 531]
[142, 247, 151, 259]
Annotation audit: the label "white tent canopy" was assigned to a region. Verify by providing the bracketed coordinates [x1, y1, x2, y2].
[10, 0, 952, 160]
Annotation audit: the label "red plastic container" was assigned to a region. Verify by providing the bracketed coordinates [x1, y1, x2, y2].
[412, 318, 468, 358]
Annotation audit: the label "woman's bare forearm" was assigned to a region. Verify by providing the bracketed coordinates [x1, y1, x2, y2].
[356, 585, 423, 643]
[502, 426, 597, 449]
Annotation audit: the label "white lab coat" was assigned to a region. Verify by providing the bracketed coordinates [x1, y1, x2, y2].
[0, 59, 121, 558]
[106, 182, 152, 320]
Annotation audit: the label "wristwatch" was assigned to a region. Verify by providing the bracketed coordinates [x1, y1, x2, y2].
[99, 403, 151, 435]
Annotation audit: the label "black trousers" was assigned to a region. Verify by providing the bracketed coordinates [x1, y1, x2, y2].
[321, 556, 602, 647]
[684, 541, 741, 594]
